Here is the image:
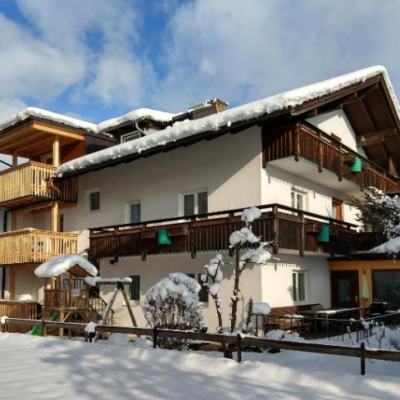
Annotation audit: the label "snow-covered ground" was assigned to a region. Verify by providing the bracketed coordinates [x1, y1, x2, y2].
[0, 333, 399, 400]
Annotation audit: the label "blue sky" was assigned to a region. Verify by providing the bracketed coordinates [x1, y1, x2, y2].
[1, 0, 400, 124]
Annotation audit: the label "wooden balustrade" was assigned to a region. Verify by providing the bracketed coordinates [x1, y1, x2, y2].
[0, 300, 37, 333]
[44, 288, 90, 310]
[0, 161, 78, 207]
[0, 230, 78, 265]
[89, 204, 357, 261]
[263, 123, 400, 193]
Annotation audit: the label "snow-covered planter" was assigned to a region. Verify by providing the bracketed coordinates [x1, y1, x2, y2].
[141, 273, 203, 350]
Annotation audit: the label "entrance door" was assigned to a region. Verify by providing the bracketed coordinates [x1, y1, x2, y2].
[331, 271, 359, 308]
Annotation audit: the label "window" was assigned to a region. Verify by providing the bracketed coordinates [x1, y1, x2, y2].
[292, 272, 306, 302]
[182, 191, 208, 216]
[372, 270, 400, 306]
[187, 273, 208, 304]
[291, 190, 305, 211]
[332, 198, 344, 221]
[87, 190, 100, 212]
[121, 132, 141, 143]
[130, 275, 140, 302]
[129, 202, 141, 224]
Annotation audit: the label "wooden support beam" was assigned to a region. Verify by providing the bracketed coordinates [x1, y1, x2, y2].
[9, 268, 16, 300]
[12, 152, 18, 167]
[11, 211, 17, 231]
[53, 136, 60, 167]
[360, 99, 377, 131]
[51, 202, 59, 232]
[357, 129, 397, 147]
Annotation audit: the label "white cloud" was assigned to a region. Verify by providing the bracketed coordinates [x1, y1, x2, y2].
[152, 0, 400, 111]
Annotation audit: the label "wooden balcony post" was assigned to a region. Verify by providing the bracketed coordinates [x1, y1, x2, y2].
[318, 132, 323, 173]
[12, 152, 18, 167]
[53, 136, 60, 167]
[9, 267, 16, 300]
[294, 125, 300, 162]
[338, 143, 343, 182]
[11, 211, 17, 231]
[299, 212, 305, 257]
[51, 202, 59, 232]
[272, 206, 279, 255]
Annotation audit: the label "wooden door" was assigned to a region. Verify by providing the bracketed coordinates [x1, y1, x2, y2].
[331, 270, 359, 308]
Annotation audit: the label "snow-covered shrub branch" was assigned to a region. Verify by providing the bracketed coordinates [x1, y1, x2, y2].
[141, 273, 203, 349]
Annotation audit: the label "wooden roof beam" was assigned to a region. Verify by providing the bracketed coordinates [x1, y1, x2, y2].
[357, 128, 397, 147]
[359, 98, 377, 131]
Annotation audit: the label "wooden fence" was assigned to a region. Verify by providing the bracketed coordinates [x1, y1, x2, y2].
[2, 318, 400, 375]
[0, 302, 37, 333]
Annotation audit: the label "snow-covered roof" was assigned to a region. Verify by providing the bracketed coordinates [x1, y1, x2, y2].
[370, 237, 400, 255]
[55, 65, 399, 177]
[35, 255, 98, 278]
[0, 107, 98, 133]
[98, 108, 176, 132]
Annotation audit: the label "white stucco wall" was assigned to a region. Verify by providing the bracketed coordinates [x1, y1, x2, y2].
[63, 126, 263, 252]
[98, 251, 263, 330]
[307, 110, 367, 157]
[260, 253, 330, 308]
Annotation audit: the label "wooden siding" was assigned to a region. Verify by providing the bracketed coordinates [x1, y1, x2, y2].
[262, 122, 400, 193]
[0, 230, 78, 265]
[89, 204, 357, 261]
[0, 161, 78, 208]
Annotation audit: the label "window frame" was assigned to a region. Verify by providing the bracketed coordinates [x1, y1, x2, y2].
[292, 271, 307, 303]
[332, 198, 344, 221]
[180, 189, 208, 217]
[121, 131, 141, 143]
[291, 188, 307, 211]
[125, 200, 141, 224]
[86, 189, 101, 214]
[129, 275, 141, 304]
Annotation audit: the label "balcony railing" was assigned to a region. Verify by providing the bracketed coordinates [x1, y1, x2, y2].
[89, 204, 357, 261]
[263, 122, 400, 193]
[0, 161, 78, 208]
[0, 230, 78, 265]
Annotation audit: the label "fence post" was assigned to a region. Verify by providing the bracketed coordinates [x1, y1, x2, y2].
[360, 342, 366, 376]
[41, 319, 46, 337]
[236, 334, 242, 363]
[153, 327, 158, 349]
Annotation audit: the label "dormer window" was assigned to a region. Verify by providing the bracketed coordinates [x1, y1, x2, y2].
[121, 132, 141, 143]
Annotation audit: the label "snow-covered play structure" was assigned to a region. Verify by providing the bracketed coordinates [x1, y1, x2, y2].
[35, 255, 136, 338]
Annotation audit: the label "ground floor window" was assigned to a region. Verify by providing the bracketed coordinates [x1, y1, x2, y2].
[372, 270, 400, 306]
[292, 271, 306, 302]
[187, 273, 208, 304]
[129, 275, 140, 302]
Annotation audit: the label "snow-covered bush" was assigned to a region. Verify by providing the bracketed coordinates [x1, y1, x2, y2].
[141, 272, 203, 349]
[349, 188, 400, 240]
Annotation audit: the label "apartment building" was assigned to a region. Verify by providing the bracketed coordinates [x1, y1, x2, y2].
[1, 66, 399, 329]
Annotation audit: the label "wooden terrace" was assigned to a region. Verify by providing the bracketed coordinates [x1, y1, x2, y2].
[89, 204, 358, 262]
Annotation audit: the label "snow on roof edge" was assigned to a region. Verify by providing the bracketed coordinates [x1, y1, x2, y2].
[0, 107, 98, 134]
[34, 255, 98, 278]
[55, 65, 397, 177]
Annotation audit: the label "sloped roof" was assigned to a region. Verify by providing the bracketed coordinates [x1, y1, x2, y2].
[55, 65, 398, 177]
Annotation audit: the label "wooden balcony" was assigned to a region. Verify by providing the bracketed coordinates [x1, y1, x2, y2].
[89, 204, 357, 262]
[0, 161, 78, 208]
[0, 300, 37, 333]
[263, 122, 400, 194]
[0, 230, 78, 265]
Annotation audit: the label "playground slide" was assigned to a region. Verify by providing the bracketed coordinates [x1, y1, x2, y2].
[31, 314, 59, 336]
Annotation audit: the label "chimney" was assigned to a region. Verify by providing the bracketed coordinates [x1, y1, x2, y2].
[191, 98, 228, 120]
